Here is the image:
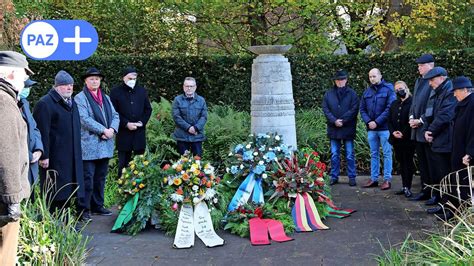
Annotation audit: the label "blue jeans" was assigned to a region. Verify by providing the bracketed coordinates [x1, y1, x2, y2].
[330, 139, 356, 180]
[367, 130, 392, 182]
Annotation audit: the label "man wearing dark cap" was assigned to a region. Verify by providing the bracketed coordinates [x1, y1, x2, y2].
[75, 68, 119, 219]
[428, 76, 474, 220]
[322, 70, 359, 186]
[110, 67, 152, 179]
[33, 70, 86, 219]
[409, 54, 436, 202]
[420, 67, 457, 210]
[0, 51, 32, 264]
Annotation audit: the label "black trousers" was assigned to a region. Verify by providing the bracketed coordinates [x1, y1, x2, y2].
[415, 142, 431, 193]
[426, 150, 451, 198]
[394, 144, 416, 189]
[83, 158, 109, 211]
[442, 168, 472, 209]
[117, 150, 145, 179]
[177, 141, 203, 157]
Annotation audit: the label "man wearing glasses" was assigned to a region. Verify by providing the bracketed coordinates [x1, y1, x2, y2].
[171, 77, 208, 156]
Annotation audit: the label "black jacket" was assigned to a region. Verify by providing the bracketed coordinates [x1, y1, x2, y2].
[322, 85, 359, 140]
[110, 83, 152, 152]
[451, 93, 474, 171]
[409, 77, 431, 142]
[33, 89, 85, 202]
[388, 96, 414, 146]
[425, 79, 456, 153]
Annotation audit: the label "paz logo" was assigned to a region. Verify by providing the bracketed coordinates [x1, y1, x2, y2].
[20, 20, 98, 60]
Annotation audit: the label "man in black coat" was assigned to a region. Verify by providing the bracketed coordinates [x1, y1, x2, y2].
[409, 54, 435, 201]
[33, 70, 86, 216]
[429, 76, 474, 220]
[322, 70, 359, 186]
[422, 67, 457, 209]
[110, 67, 152, 179]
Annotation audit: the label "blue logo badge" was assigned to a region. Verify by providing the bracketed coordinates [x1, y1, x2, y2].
[20, 20, 98, 60]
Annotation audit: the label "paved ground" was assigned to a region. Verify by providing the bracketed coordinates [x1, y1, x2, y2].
[84, 176, 439, 266]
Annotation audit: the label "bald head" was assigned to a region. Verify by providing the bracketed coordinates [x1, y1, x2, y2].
[369, 68, 382, 85]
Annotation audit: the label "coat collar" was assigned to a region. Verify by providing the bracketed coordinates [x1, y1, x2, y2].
[457, 93, 473, 107]
[0, 78, 19, 101]
[48, 88, 64, 103]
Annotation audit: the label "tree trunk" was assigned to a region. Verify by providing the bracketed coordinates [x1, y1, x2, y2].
[382, 0, 411, 52]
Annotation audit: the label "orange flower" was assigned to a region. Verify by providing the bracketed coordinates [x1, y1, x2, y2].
[173, 178, 182, 186]
[176, 187, 183, 195]
[139, 183, 145, 189]
[194, 155, 201, 160]
[182, 173, 190, 181]
[201, 177, 208, 184]
[176, 165, 183, 172]
[206, 181, 212, 188]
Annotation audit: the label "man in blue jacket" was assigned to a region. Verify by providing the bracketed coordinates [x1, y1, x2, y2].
[360, 68, 396, 190]
[172, 77, 208, 156]
[322, 70, 359, 186]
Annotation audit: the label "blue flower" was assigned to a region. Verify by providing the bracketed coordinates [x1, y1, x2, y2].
[265, 151, 276, 162]
[234, 144, 244, 153]
[254, 164, 266, 174]
[243, 150, 254, 161]
[230, 165, 238, 174]
[258, 145, 266, 152]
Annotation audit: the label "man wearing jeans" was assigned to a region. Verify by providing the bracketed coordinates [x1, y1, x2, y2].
[360, 68, 396, 190]
[322, 70, 359, 186]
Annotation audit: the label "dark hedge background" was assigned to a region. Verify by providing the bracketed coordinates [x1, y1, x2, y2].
[26, 49, 474, 109]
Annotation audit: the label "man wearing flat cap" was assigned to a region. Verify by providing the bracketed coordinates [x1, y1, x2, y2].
[33, 70, 87, 219]
[420, 67, 457, 213]
[409, 54, 436, 202]
[322, 70, 359, 187]
[75, 68, 119, 219]
[430, 76, 474, 221]
[110, 67, 152, 179]
[0, 51, 32, 265]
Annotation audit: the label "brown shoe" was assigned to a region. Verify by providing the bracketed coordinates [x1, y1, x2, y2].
[380, 181, 391, 190]
[363, 180, 378, 188]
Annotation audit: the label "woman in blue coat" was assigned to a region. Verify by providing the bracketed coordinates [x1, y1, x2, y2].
[322, 70, 359, 186]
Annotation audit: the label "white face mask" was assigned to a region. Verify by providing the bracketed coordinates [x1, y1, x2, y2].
[126, 79, 136, 89]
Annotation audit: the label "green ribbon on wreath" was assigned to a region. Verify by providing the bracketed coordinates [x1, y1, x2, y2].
[111, 193, 139, 232]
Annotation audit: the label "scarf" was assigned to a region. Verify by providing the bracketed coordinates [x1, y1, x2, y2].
[83, 86, 112, 128]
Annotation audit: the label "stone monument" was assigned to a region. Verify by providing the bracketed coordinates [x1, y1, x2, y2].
[248, 45, 297, 149]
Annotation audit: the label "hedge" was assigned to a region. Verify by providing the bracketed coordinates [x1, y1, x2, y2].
[26, 49, 474, 109]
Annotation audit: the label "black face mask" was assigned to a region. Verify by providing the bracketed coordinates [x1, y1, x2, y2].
[397, 90, 407, 99]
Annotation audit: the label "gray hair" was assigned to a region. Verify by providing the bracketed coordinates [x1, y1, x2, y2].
[183, 77, 196, 84]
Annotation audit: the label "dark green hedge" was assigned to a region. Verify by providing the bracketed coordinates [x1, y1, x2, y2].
[27, 49, 474, 109]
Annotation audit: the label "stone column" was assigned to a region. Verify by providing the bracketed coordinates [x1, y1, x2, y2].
[249, 45, 297, 149]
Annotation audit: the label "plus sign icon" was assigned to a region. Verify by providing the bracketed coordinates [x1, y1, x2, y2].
[20, 20, 98, 60]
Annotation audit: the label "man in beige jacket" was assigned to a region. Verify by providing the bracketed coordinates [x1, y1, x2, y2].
[0, 51, 32, 265]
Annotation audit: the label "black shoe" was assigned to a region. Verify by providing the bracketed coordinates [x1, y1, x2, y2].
[427, 205, 443, 214]
[409, 192, 430, 201]
[348, 179, 357, 187]
[330, 179, 338, 186]
[92, 207, 112, 216]
[436, 210, 455, 222]
[80, 211, 92, 222]
[404, 188, 413, 198]
[425, 196, 439, 206]
[395, 188, 406, 195]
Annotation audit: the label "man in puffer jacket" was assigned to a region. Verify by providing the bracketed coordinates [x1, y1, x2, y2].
[360, 68, 396, 190]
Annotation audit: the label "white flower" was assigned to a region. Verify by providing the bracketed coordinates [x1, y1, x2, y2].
[269, 147, 273, 151]
[213, 198, 218, 203]
[265, 134, 270, 138]
[193, 197, 200, 204]
[228, 152, 233, 156]
[170, 193, 184, 202]
[258, 160, 264, 165]
[172, 163, 178, 169]
[253, 152, 258, 156]
[240, 164, 244, 169]
[180, 170, 185, 174]
[196, 160, 201, 166]
[192, 185, 199, 191]
[246, 144, 251, 149]
[273, 180, 278, 186]
[275, 135, 281, 141]
[205, 188, 217, 200]
[276, 147, 281, 151]
[190, 166, 196, 172]
[262, 173, 268, 179]
[204, 166, 214, 175]
[226, 167, 230, 173]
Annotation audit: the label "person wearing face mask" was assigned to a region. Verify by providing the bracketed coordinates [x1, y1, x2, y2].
[360, 68, 396, 190]
[33, 70, 87, 219]
[322, 70, 359, 187]
[18, 79, 43, 201]
[388, 81, 415, 197]
[75, 68, 120, 220]
[0, 51, 32, 265]
[110, 67, 152, 179]
[172, 77, 208, 156]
